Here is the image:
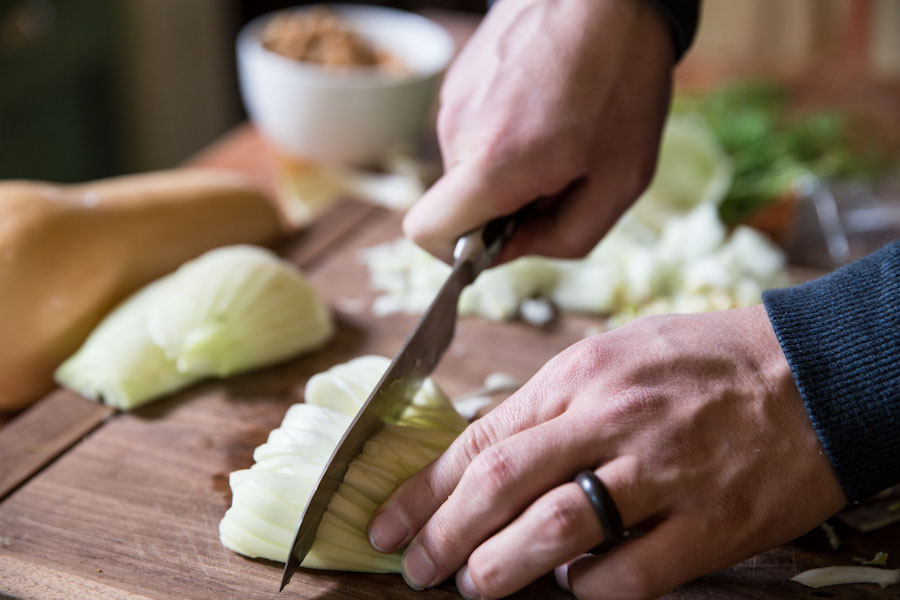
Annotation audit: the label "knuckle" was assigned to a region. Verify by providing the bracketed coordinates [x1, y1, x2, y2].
[541, 490, 585, 545]
[606, 388, 666, 421]
[633, 312, 679, 343]
[466, 445, 516, 499]
[414, 466, 445, 509]
[468, 553, 505, 597]
[431, 513, 461, 549]
[457, 420, 499, 465]
[574, 336, 608, 370]
[419, 512, 475, 579]
[379, 466, 443, 534]
[552, 337, 606, 385]
[477, 119, 517, 160]
[422, 513, 468, 567]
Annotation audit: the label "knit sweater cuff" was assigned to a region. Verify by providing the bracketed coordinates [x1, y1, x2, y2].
[650, 0, 701, 62]
[763, 240, 900, 501]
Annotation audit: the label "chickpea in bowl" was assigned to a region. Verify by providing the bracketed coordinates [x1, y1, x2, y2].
[237, 4, 454, 166]
[260, 6, 409, 75]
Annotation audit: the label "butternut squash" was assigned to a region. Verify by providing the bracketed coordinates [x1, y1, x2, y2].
[0, 169, 284, 411]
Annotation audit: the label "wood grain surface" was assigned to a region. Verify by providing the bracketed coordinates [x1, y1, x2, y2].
[0, 201, 575, 600]
[0, 391, 112, 502]
[3, 5, 900, 594]
[1, 195, 899, 599]
[0, 199, 379, 509]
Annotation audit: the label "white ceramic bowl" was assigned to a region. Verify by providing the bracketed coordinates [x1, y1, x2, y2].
[237, 4, 454, 166]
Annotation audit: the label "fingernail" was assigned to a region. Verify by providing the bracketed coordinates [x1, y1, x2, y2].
[402, 544, 436, 590]
[554, 563, 570, 591]
[456, 565, 481, 600]
[369, 508, 410, 552]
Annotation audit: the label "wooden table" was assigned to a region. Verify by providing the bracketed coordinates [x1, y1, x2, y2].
[4, 6, 900, 594]
[1, 125, 899, 599]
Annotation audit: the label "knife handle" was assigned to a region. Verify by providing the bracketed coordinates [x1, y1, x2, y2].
[453, 208, 528, 271]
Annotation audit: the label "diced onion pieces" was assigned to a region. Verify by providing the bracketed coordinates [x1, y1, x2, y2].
[361, 116, 789, 328]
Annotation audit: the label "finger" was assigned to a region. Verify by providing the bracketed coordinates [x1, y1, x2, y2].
[402, 158, 535, 263]
[368, 339, 598, 555]
[497, 175, 620, 263]
[367, 384, 567, 554]
[405, 149, 585, 264]
[457, 457, 665, 600]
[400, 416, 605, 590]
[566, 516, 706, 600]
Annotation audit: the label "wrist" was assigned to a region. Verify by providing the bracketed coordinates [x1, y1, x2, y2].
[738, 304, 805, 405]
[743, 304, 847, 509]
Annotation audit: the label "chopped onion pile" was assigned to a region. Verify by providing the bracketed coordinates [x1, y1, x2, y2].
[218, 356, 466, 571]
[361, 115, 788, 327]
[55, 245, 333, 410]
[278, 152, 426, 227]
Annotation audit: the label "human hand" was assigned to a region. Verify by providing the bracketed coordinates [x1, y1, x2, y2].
[403, 0, 674, 263]
[367, 305, 847, 599]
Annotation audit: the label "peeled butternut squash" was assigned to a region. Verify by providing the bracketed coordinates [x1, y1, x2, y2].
[0, 169, 284, 412]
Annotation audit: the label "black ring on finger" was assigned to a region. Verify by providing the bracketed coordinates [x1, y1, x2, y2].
[574, 470, 624, 554]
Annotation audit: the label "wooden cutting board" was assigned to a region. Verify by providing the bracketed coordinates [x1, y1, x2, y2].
[1, 198, 899, 600]
[0, 199, 580, 600]
[3, 120, 899, 597]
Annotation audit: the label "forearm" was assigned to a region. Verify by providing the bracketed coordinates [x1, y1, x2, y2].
[764, 240, 900, 501]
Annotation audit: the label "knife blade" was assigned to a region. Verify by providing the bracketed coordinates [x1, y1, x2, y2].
[279, 215, 518, 591]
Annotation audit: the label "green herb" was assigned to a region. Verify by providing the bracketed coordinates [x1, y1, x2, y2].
[674, 81, 886, 224]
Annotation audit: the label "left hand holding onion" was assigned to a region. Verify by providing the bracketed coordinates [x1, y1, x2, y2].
[368, 305, 846, 599]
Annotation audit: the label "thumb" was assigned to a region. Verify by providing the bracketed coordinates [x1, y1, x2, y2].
[403, 159, 530, 263]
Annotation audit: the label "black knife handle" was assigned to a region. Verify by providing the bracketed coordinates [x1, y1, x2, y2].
[453, 205, 531, 272]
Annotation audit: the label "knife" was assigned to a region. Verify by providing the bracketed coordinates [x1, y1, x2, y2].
[280, 214, 519, 590]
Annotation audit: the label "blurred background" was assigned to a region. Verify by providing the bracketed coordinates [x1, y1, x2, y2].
[0, 0, 899, 182]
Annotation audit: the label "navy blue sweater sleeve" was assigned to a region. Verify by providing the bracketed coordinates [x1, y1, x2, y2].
[651, 0, 701, 62]
[763, 240, 900, 501]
